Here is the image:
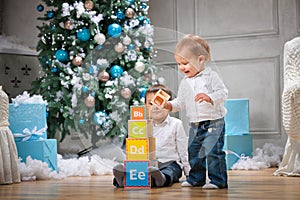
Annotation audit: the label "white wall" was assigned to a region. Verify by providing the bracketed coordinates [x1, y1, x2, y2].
[148, 0, 300, 148]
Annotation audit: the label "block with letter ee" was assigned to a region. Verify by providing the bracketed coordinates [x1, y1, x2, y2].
[126, 138, 156, 161]
[124, 161, 150, 188]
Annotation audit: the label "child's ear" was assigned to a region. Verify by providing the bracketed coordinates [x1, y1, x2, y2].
[198, 55, 206, 65]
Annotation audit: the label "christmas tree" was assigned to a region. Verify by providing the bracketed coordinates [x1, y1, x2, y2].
[31, 0, 157, 147]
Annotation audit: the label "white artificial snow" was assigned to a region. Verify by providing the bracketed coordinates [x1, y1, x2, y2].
[19, 154, 119, 181]
[0, 35, 36, 55]
[11, 91, 47, 106]
[231, 143, 284, 170]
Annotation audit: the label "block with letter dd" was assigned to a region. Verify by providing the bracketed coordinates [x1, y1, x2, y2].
[126, 138, 156, 161]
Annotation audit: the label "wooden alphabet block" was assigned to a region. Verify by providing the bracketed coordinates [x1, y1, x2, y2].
[150, 89, 170, 109]
[128, 120, 153, 138]
[124, 161, 150, 188]
[126, 138, 156, 161]
[130, 106, 149, 120]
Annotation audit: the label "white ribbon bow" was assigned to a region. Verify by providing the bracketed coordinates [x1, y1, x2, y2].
[13, 126, 47, 142]
[224, 149, 249, 161]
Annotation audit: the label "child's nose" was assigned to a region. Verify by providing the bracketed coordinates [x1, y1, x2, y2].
[178, 64, 185, 71]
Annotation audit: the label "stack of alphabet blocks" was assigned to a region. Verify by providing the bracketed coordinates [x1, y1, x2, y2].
[124, 105, 156, 188]
[223, 99, 253, 169]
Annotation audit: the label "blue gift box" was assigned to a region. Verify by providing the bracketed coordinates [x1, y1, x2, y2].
[16, 139, 58, 172]
[224, 99, 250, 135]
[223, 134, 253, 169]
[8, 103, 47, 142]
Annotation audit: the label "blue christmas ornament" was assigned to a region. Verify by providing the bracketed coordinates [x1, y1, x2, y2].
[96, 45, 103, 50]
[79, 119, 85, 124]
[47, 11, 54, 19]
[139, 87, 148, 98]
[37, 4, 44, 12]
[82, 86, 88, 93]
[138, 16, 145, 22]
[89, 66, 94, 74]
[55, 49, 69, 62]
[126, 0, 134, 5]
[144, 18, 150, 24]
[51, 67, 57, 73]
[140, 3, 147, 10]
[128, 43, 135, 50]
[77, 28, 91, 41]
[90, 91, 96, 97]
[109, 65, 123, 78]
[116, 10, 125, 20]
[51, 25, 56, 31]
[46, 112, 49, 117]
[94, 111, 108, 126]
[107, 23, 122, 38]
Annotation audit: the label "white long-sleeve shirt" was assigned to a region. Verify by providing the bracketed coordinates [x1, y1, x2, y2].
[153, 115, 190, 176]
[171, 67, 228, 123]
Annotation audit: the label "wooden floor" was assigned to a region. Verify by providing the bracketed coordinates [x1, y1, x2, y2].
[1, 168, 299, 200]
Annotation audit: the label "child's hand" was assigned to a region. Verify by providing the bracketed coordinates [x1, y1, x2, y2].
[164, 101, 173, 111]
[194, 93, 212, 103]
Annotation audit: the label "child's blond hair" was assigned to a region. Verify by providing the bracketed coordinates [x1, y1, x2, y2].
[175, 34, 211, 62]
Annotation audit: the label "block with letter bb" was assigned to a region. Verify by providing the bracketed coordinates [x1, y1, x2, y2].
[126, 138, 156, 161]
[128, 120, 153, 138]
[124, 161, 150, 188]
[130, 106, 149, 120]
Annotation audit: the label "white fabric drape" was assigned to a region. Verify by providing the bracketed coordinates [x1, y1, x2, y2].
[274, 37, 300, 176]
[0, 86, 20, 184]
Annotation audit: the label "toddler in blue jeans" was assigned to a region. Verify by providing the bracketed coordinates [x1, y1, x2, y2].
[164, 34, 228, 189]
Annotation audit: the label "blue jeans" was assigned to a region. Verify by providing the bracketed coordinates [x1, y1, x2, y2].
[187, 118, 228, 188]
[158, 161, 182, 187]
[113, 161, 182, 188]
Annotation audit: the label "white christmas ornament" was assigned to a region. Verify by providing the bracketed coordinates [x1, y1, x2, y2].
[94, 33, 106, 45]
[134, 61, 145, 73]
[114, 42, 125, 53]
[122, 35, 132, 45]
[120, 88, 132, 99]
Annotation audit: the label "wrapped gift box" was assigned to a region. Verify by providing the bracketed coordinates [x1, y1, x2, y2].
[16, 139, 57, 172]
[224, 99, 250, 135]
[8, 103, 47, 142]
[223, 134, 253, 169]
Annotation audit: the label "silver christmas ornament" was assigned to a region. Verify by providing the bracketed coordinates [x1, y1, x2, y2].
[98, 71, 110, 82]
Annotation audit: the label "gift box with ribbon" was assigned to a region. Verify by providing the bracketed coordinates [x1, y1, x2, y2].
[223, 134, 253, 169]
[8, 92, 47, 142]
[15, 139, 58, 172]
